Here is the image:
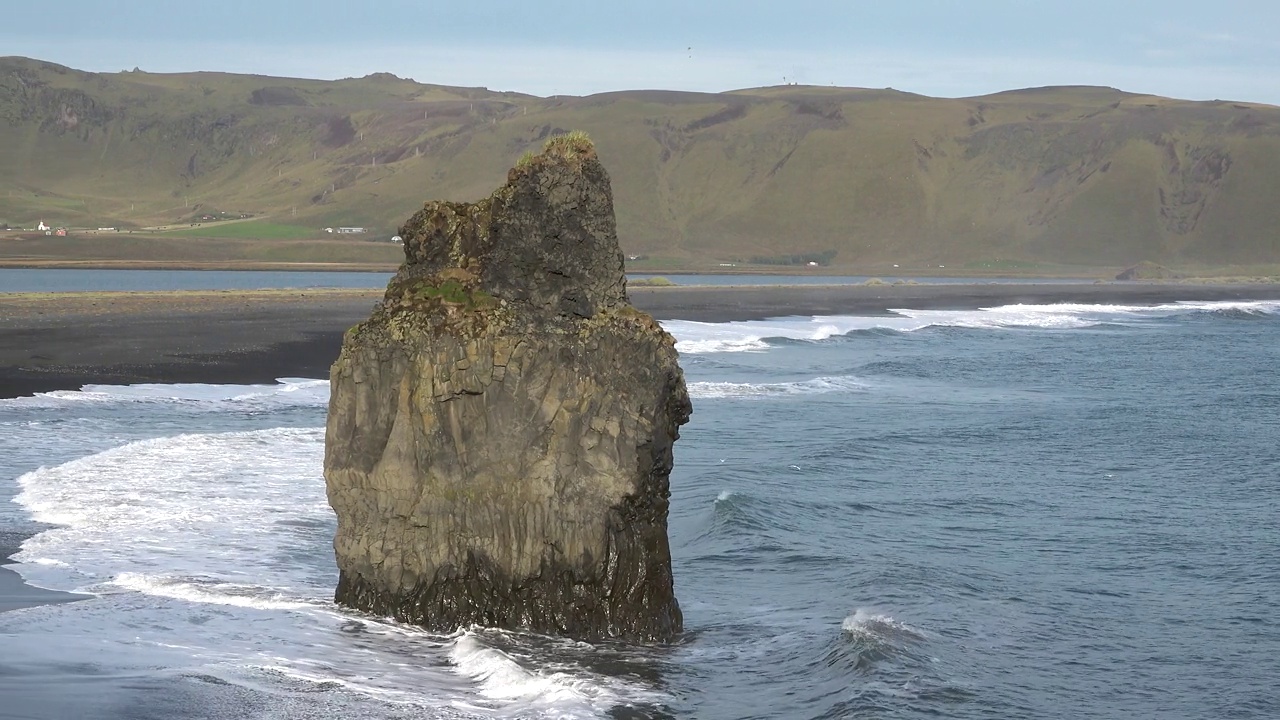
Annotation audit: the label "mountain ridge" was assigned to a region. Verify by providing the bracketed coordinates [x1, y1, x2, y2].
[3, 56, 1278, 268]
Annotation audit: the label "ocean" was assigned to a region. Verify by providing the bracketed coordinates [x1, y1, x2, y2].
[2, 299, 1278, 719]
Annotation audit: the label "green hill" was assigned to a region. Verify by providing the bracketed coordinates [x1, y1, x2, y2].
[3, 56, 1279, 271]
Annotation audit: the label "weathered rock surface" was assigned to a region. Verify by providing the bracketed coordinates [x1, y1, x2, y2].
[324, 135, 691, 642]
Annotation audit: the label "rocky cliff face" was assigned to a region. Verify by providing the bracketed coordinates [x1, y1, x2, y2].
[324, 134, 690, 642]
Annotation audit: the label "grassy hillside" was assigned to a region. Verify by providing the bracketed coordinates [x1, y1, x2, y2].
[2, 56, 1279, 270]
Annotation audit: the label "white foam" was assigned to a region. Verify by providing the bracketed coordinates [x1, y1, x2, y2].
[449, 633, 654, 718]
[887, 306, 1098, 330]
[891, 300, 1280, 330]
[688, 375, 868, 399]
[13, 427, 329, 594]
[841, 609, 928, 642]
[665, 317, 877, 354]
[662, 300, 1280, 353]
[105, 572, 314, 611]
[1, 378, 330, 411]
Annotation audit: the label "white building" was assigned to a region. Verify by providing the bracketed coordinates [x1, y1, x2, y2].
[37, 220, 49, 232]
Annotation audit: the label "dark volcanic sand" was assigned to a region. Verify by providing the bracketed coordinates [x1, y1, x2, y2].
[5, 283, 1280, 400]
[0, 290, 383, 399]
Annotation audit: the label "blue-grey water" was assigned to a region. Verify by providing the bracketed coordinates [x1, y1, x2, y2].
[0, 268, 1089, 293]
[1, 300, 1278, 719]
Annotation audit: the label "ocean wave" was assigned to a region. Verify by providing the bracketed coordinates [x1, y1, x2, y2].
[805, 609, 933, 676]
[105, 572, 315, 611]
[674, 337, 773, 354]
[700, 490, 814, 544]
[0, 378, 330, 411]
[1183, 303, 1279, 320]
[688, 375, 868, 399]
[893, 300, 1279, 330]
[12, 427, 329, 593]
[665, 317, 881, 355]
[228, 628, 666, 719]
[449, 632, 661, 718]
[887, 305, 1102, 330]
[661, 300, 1280, 354]
[840, 609, 928, 643]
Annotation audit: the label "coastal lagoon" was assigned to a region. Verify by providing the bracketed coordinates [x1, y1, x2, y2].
[2, 300, 1279, 718]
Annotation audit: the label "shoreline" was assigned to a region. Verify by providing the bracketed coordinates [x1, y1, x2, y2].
[0, 565, 88, 613]
[4, 280, 1280, 614]
[5, 283, 1280, 400]
[1, 540, 88, 613]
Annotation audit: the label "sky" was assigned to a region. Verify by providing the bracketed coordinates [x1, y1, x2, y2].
[4, 0, 1279, 104]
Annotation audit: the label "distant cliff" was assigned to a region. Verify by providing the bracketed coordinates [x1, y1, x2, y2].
[4, 56, 1280, 268]
[324, 133, 690, 641]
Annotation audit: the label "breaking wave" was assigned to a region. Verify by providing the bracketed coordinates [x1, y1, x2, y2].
[688, 375, 868, 399]
[665, 300, 1280, 353]
[0, 378, 330, 411]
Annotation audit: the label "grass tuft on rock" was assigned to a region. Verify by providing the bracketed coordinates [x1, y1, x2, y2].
[543, 130, 594, 158]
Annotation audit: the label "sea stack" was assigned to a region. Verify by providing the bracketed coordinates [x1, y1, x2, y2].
[324, 133, 690, 642]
